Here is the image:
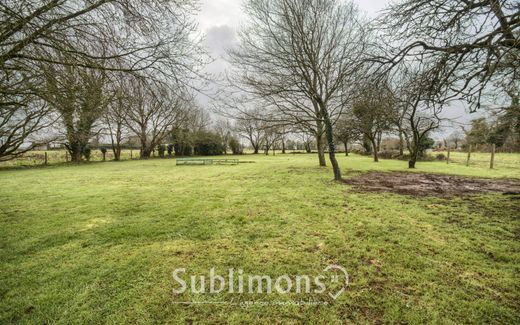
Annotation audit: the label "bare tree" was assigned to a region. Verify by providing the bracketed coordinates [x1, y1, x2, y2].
[262, 123, 283, 156]
[298, 132, 315, 154]
[381, 0, 519, 109]
[214, 119, 233, 154]
[392, 65, 444, 168]
[228, 0, 369, 180]
[124, 80, 187, 159]
[234, 109, 265, 154]
[42, 62, 109, 162]
[448, 130, 465, 150]
[104, 78, 132, 161]
[335, 115, 361, 156]
[0, 99, 55, 161]
[352, 81, 395, 162]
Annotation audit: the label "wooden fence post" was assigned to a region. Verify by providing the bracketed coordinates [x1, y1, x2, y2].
[466, 144, 471, 167]
[490, 144, 495, 169]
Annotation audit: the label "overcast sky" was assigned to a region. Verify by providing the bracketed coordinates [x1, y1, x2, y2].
[196, 0, 482, 138]
[197, 0, 390, 60]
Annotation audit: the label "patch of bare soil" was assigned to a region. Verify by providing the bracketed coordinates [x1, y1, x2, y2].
[343, 172, 520, 197]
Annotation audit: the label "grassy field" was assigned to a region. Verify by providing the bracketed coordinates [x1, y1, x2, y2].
[1, 154, 519, 323]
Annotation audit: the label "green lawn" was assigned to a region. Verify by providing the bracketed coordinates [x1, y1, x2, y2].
[1, 154, 519, 324]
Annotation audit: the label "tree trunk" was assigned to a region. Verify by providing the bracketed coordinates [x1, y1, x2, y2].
[140, 136, 152, 159]
[398, 130, 404, 156]
[114, 146, 121, 161]
[371, 139, 379, 162]
[466, 144, 472, 166]
[316, 120, 327, 166]
[141, 147, 152, 159]
[490, 144, 495, 169]
[281, 140, 286, 154]
[409, 146, 420, 168]
[69, 142, 84, 163]
[320, 104, 341, 180]
[343, 141, 349, 156]
[316, 134, 326, 166]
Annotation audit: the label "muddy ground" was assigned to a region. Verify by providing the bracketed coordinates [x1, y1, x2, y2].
[343, 172, 520, 197]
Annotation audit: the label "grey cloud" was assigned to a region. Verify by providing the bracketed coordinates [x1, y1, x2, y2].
[204, 25, 238, 59]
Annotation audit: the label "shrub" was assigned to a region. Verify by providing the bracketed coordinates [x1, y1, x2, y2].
[173, 142, 193, 156]
[100, 147, 107, 161]
[418, 136, 435, 158]
[351, 148, 370, 156]
[436, 153, 446, 161]
[171, 128, 193, 156]
[167, 144, 174, 157]
[378, 150, 401, 160]
[229, 138, 243, 155]
[83, 145, 91, 161]
[157, 144, 166, 158]
[193, 131, 225, 156]
[421, 155, 436, 162]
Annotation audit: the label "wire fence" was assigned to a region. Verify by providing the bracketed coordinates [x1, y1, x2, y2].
[0, 149, 146, 168]
[1, 149, 519, 170]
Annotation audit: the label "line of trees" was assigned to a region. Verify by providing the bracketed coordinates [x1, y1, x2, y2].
[218, 0, 518, 179]
[2, 0, 518, 174]
[0, 0, 208, 162]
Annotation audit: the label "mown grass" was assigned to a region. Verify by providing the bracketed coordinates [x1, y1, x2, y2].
[0, 154, 519, 324]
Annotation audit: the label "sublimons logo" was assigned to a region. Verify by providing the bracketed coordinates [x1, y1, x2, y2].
[172, 264, 349, 300]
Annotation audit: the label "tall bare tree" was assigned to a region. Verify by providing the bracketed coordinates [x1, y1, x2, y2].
[228, 0, 368, 180]
[234, 109, 265, 154]
[42, 61, 109, 162]
[392, 64, 445, 168]
[335, 114, 361, 157]
[352, 80, 395, 162]
[124, 80, 187, 159]
[104, 77, 132, 161]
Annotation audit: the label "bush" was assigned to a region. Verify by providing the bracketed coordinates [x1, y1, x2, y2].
[173, 143, 193, 156]
[100, 147, 107, 161]
[157, 144, 166, 158]
[193, 131, 225, 156]
[436, 153, 446, 161]
[167, 144, 174, 157]
[83, 145, 91, 161]
[351, 148, 370, 156]
[171, 128, 193, 156]
[422, 155, 436, 161]
[378, 150, 401, 160]
[229, 138, 243, 155]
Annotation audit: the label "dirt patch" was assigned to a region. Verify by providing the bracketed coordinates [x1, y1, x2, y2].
[343, 172, 520, 197]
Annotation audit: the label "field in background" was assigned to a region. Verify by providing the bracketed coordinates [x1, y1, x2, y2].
[446, 151, 520, 171]
[2, 149, 520, 174]
[0, 149, 139, 167]
[1, 154, 519, 323]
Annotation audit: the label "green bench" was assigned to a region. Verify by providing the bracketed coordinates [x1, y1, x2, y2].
[176, 158, 239, 166]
